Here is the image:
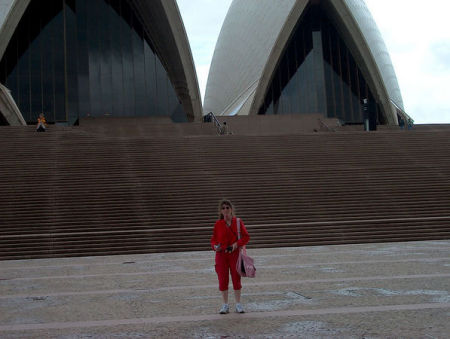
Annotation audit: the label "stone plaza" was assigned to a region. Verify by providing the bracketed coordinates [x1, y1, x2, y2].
[1, 240, 449, 338]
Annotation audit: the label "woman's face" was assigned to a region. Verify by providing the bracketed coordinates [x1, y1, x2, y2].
[221, 204, 232, 218]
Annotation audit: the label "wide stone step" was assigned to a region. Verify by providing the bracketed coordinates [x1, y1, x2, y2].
[1, 124, 449, 259]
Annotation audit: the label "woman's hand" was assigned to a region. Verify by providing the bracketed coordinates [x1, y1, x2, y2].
[232, 242, 238, 251]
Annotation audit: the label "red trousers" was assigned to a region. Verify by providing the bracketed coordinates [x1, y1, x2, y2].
[215, 250, 242, 291]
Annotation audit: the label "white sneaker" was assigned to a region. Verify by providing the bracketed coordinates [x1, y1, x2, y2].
[235, 303, 245, 313]
[219, 304, 229, 314]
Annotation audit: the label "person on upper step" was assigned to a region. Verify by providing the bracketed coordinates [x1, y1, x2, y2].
[36, 113, 47, 132]
[211, 199, 250, 314]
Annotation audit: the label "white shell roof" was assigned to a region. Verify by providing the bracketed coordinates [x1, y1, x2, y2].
[204, 0, 404, 117]
[344, 0, 403, 109]
[203, 0, 296, 116]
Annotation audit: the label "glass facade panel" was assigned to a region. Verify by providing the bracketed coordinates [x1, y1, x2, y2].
[144, 42, 156, 117]
[86, 0, 101, 118]
[155, 57, 168, 116]
[52, 7, 66, 123]
[132, 15, 146, 116]
[98, 0, 113, 118]
[17, 20, 31, 121]
[110, 1, 124, 117]
[65, 0, 80, 124]
[75, 0, 90, 118]
[120, 1, 135, 117]
[0, 0, 187, 125]
[29, 20, 42, 122]
[258, 5, 384, 124]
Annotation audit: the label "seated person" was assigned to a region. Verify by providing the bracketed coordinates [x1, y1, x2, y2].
[36, 113, 47, 132]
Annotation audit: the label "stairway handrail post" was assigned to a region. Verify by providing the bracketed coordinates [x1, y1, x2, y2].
[205, 112, 225, 135]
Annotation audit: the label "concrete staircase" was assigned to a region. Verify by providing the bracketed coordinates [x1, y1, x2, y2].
[1, 122, 449, 260]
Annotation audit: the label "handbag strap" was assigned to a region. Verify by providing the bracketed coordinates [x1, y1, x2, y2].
[237, 218, 241, 240]
[237, 218, 246, 254]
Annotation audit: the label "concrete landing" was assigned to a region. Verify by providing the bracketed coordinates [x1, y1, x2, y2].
[1, 240, 449, 338]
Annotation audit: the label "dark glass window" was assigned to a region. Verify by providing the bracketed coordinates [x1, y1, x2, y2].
[258, 5, 384, 124]
[155, 57, 168, 116]
[52, 6, 66, 123]
[0, 0, 187, 125]
[109, 1, 124, 117]
[65, 0, 80, 124]
[131, 15, 146, 117]
[76, 0, 90, 118]
[120, 1, 135, 117]
[144, 42, 156, 117]
[17, 20, 31, 121]
[98, 0, 113, 118]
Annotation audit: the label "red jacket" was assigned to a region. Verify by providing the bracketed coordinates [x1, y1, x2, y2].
[211, 217, 250, 251]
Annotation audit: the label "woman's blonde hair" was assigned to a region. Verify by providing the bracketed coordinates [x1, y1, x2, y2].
[218, 199, 235, 219]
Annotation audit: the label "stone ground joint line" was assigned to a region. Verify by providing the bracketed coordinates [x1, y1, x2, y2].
[0, 303, 449, 332]
[1, 273, 450, 300]
[2, 243, 448, 271]
[4, 258, 450, 281]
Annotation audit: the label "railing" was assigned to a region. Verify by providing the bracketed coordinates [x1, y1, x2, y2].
[391, 100, 414, 128]
[204, 112, 227, 135]
[318, 119, 335, 132]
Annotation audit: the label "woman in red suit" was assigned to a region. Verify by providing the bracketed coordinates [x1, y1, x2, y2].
[211, 199, 250, 314]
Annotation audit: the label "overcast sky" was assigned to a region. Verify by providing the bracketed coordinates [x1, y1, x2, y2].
[176, 0, 450, 124]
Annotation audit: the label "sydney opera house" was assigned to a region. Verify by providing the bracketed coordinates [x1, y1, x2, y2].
[1, 1, 449, 267]
[204, 0, 407, 128]
[0, 0, 202, 126]
[0, 0, 407, 128]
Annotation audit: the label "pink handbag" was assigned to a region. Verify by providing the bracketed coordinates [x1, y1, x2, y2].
[236, 218, 256, 278]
